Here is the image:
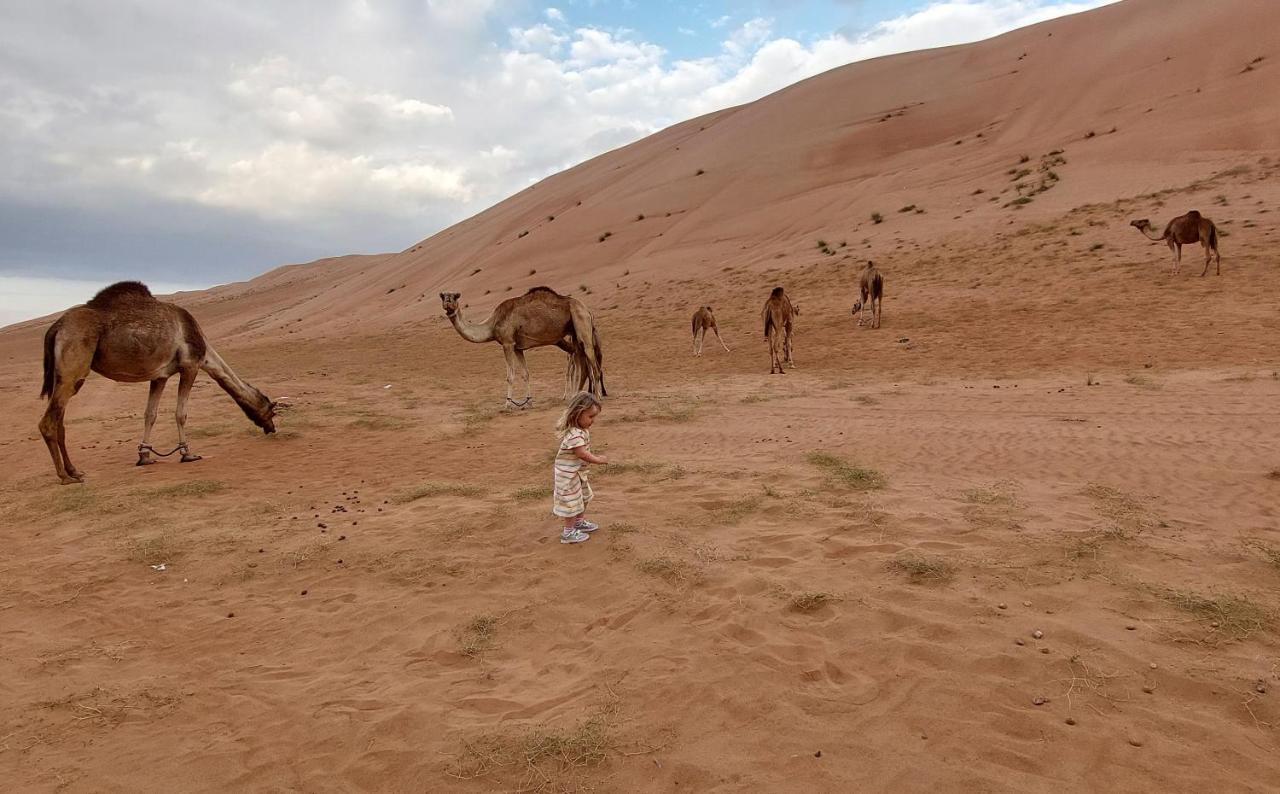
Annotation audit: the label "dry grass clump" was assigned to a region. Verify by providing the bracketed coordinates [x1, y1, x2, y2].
[1083, 483, 1153, 535]
[146, 480, 226, 499]
[512, 484, 551, 501]
[887, 552, 955, 584]
[459, 614, 499, 657]
[448, 713, 615, 786]
[636, 556, 697, 584]
[126, 533, 179, 565]
[1244, 539, 1280, 571]
[393, 482, 484, 503]
[1157, 588, 1268, 642]
[788, 592, 836, 613]
[596, 460, 685, 481]
[614, 403, 697, 424]
[807, 451, 886, 490]
[711, 495, 763, 524]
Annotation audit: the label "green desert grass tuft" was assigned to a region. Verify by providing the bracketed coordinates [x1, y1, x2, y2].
[393, 482, 484, 503]
[887, 552, 955, 584]
[807, 451, 886, 490]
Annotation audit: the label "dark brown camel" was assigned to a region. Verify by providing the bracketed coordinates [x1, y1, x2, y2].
[1130, 211, 1221, 276]
[39, 282, 278, 484]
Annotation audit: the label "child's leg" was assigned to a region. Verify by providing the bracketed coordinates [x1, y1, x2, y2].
[563, 513, 582, 531]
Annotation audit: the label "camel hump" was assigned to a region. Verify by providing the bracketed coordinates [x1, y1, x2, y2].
[87, 281, 154, 309]
[525, 286, 562, 297]
[770, 286, 785, 298]
[1186, 210, 1202, 221]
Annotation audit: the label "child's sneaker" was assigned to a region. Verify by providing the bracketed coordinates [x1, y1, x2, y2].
[574, 519, 599, 532]
[560, 528, 590, 544]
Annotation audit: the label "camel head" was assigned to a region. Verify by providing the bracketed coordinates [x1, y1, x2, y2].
[439, 292, 461, 317]
[1129, 219, 1152, 232]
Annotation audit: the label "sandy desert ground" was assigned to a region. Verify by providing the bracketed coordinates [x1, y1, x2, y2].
[3, 0, 1280, 791]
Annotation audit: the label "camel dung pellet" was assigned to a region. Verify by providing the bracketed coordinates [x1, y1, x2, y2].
[227, 612, 235, 618]
[1142, 685, 1155, 694]
[1015, 638, 1025, 646]
[997, 603, 1007, 610]
[301, 590, 308, 596]
[1255, 682, 1267, 694]
[1149, 663, 1158, 669]
[1065, 717, 1077, 726]
[1032, 630, 1044, 639]
[814, 751, 822, 758]
[1127, 735, 1144, 747]
[1125, 625, 1136, 630]
[338, 535, 346, 541]
[1023, 601, 1032, 607]
[1040, 647, 1051, 654]
[317, 522, 327, 529]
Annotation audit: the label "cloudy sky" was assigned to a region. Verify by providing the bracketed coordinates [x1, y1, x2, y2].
[0, 0, 1116, 325]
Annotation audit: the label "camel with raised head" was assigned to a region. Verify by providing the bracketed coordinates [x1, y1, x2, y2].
[691, 306, 730, 356]
[762, 287, 796, 374]
[38, 282, 278, 484]
[852, 261, 885, 328]
[440, 287, 606, 408]
[1130, 211, 1221, 276]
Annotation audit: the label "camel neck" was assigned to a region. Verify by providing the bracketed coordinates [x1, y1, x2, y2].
[449, 310, 494, 343]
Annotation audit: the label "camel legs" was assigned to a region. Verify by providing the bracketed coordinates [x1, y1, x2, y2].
[513, 349, 533, 407]
[136, 377, 168, 466]
[784, 328, 795, 368]
[713, 327, 731, 352]
[39, 337, 93, 484]
[1200, 241, 1220, 277]
[768, 331, 785, 374]
[873, 298, 882, 329]
[176, 368, 203, 462]
[1168, 240, 1181, 274]
[693, 328, 704, 357]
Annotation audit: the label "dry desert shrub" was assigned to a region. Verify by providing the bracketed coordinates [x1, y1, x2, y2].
[807, 451, 886, 490]
[887, 552, 955, 584]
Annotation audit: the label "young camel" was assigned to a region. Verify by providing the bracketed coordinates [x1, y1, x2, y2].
[440, 287, 606, 408]
[39, 282, 278, 484]
[762, 287, 796, 374]
[691, 306, 731, 356]
[1130, 211, 1221, 276]
[851, 260, 885, 328]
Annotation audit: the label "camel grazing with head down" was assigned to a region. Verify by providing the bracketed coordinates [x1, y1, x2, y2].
[440, 287, 606, 408]
[39, 282, 278, 484]
[852, 260, 885, 328]
[691, 306, 730, 356]
[1130, 211, 1220, 276]
[762, 287, 797, 374]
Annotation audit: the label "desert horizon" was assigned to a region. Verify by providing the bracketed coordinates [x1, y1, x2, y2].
[3, 0, 1279, 791]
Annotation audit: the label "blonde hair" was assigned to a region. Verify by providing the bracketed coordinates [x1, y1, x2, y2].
[556, 392, 602, 437]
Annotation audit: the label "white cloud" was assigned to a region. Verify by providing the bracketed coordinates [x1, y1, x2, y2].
[0, 0, 1119, 324]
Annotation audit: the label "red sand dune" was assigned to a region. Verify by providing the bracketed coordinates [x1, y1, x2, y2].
[2, 1, 1279, 791]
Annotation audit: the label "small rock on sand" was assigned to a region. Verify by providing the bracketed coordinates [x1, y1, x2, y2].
[1032, 630, 1043, 639]
[997, 603, 1007, 609]
[1065, 717, 1076, 725]
[1032, 696, 1047, 706]
[1127, 734, 1144, 748]
[1015, 638, 1025, 646]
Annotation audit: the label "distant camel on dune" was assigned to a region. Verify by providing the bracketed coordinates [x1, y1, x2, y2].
[691, 306, 730, 356]
[852, 260, 885, 328]
[440, 287, 606, 408]
[762, 287, 797, 374]
[39, 282, 278, 484]
[1130, 211, 1221, 276]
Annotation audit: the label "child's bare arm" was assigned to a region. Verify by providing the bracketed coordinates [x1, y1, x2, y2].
[574, 446, 608, 465]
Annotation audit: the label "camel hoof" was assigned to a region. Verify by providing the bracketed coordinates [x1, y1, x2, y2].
[59, 475, 85, 485]
[180, 454, 203, 463]
[136, 456, 156, 467]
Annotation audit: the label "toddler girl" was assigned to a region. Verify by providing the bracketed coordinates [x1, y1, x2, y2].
[553, 392, 608, 544]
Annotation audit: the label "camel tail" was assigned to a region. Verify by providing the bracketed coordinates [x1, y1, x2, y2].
[593, 327, 607, 397]
[40, 320, 60, 398]
[1209, 223, 1219, 252]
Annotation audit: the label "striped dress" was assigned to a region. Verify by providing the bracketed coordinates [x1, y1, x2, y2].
[552, 427, 594, 517]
